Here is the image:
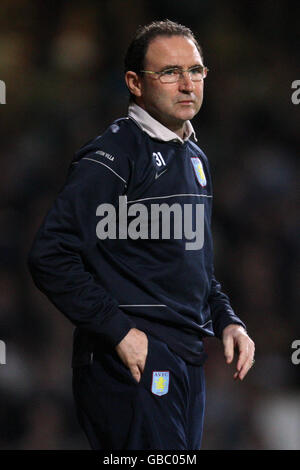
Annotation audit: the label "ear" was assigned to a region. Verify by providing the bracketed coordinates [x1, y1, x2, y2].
[125, 71, 142, 98]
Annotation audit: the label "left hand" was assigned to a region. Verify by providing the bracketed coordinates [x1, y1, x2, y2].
[222, 324, 255, 381]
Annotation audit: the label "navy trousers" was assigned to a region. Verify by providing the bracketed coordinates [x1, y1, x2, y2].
[72, 334, 205, 450]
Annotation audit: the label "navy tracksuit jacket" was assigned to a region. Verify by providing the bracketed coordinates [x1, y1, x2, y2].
[28, 115, 246, 449]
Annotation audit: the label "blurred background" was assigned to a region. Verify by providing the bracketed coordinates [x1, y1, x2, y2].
[0, 0, 299, 450]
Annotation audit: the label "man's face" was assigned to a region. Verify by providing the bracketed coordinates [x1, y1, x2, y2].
[137, 35, 204, 131]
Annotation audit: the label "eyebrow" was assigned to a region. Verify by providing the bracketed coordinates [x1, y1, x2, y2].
[158, 64, 203, 72]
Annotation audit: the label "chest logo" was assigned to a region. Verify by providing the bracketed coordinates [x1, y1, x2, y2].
[191, 157, 207, 187]
[155, 168, 168, 180]
[151, 371, 170, 396]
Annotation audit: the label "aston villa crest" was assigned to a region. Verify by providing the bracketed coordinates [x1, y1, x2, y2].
[191, 157, 207, 187]
[151, 371, 170, 396]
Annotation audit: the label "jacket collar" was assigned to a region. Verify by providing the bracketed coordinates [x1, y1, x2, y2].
[128, 103, 197, 144]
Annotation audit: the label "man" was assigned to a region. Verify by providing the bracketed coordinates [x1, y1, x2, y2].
[28, 20, 255, 450]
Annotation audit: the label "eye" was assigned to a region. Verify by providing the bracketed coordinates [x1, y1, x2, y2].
[162, 68, 179, 76]
[190, 66, 203, 75]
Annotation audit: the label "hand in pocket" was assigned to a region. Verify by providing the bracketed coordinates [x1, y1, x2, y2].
[115, 328, 148, 383]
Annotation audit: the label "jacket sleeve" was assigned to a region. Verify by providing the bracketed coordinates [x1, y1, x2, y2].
[28, 151, 136, 348]
[208, 274, 247, 339]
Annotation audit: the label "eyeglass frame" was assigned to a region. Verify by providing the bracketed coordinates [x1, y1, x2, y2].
[139, 65, 209, 83]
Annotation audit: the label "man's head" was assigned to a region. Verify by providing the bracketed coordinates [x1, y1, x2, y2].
[124, 20, 207, 136]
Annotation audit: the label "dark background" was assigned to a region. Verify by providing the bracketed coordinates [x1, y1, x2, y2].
[0, 0, 299, 449]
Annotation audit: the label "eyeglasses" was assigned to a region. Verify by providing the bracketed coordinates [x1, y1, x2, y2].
[140, 65, 209, 84]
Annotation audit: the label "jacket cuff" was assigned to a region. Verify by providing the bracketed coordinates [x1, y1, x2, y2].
[214, 317, 247, 340]
[98, 307, 136, 347]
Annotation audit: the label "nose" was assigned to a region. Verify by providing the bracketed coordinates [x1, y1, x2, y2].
[178, 70, 194, 92]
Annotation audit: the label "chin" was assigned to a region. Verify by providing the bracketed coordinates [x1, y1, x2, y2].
[176, 109, 196, 121]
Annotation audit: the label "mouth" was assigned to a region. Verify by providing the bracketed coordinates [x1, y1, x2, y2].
[177, 100, 194, 105]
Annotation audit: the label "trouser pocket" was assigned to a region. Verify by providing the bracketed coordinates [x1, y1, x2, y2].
[139, 334, 189, 399]
[72, 334, 203, 450]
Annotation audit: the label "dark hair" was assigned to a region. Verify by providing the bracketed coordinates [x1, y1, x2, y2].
[124, 19, 203, 101]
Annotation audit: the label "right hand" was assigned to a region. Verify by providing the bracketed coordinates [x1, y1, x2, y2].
[115, 328, 148, 383]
